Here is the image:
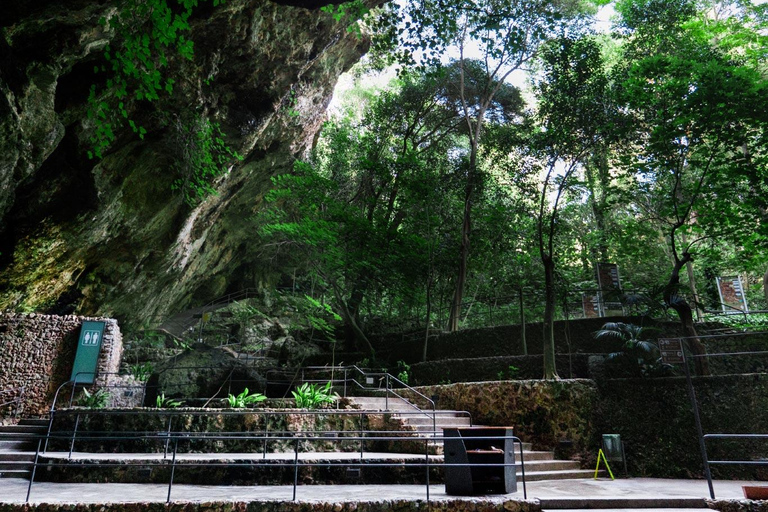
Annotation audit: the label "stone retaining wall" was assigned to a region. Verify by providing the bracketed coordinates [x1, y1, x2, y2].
[404, 380, 599, 454]
[0, 499, 540, 512]
[0, 313, 122, 417]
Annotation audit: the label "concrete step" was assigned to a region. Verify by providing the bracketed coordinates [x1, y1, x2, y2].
[522, 459, 582, 472]
[522, 450, 554, 461]
[525, 469, 600, 481]
[0, 424, 47, 434]
[0, 461, 34, 471]
[0, 469, 31, 478]
[400, 416, 471, 426]
[18, 419, 49, 427]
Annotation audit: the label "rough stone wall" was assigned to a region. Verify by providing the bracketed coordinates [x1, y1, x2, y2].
[0, 499, 540, 512]
[595, 373, 768, 480]
[409, 354, 593, 385]
[0, 0, 372, 330]
[403, 380, 600, 453]
[0, 312, 122, 416]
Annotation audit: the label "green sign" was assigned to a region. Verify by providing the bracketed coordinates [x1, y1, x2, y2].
[70, 321, 106, 384]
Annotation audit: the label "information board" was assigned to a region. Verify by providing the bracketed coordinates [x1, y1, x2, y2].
[716, 276, 749, 313]
[658, 338, 684, 364]
[70, 321, 106, 384]
[596, 263, 624, 316]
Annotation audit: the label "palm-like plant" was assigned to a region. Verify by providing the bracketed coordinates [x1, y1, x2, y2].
[594, 322, 671, 377]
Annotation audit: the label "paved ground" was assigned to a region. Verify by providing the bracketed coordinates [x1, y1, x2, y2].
[1, 477, 762, 505]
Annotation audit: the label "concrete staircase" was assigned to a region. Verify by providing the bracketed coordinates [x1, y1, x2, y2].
[347, 396, 596, 481]
[0, 418, 47, 479]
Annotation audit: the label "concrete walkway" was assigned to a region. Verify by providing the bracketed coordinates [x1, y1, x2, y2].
[0, 477, 761, 505]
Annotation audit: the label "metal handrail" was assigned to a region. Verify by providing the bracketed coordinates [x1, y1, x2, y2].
[25, 418, 527, 503]
[0, 385, 25, 418]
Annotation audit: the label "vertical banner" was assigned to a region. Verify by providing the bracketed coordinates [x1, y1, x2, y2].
[716, 276, 749, 313]
[596, 263, 624, 316]
[70, 321, 106, 384]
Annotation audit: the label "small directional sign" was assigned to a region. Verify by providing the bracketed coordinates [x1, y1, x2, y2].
[659, 338, 684, 364]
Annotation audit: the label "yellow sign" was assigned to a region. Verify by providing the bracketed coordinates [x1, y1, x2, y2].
[594, 448, 615, 480]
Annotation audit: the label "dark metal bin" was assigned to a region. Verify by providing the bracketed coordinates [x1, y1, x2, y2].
[444, 427, 516, 495]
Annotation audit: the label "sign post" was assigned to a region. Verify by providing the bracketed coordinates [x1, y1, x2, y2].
[70, 321, 106, 384]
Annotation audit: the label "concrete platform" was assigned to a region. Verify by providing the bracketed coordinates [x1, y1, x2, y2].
[0, 477, 763, 505]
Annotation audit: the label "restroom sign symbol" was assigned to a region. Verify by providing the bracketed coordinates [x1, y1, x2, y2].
[82, 331, 101, 346]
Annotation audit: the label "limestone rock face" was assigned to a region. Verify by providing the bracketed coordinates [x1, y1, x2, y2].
[0, 0, 370, 329]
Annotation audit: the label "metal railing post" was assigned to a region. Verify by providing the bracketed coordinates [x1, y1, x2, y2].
[68, 413, 80, 459]
[385, 374, 389, 410]
[263, 413, 270, 459]
[25, 437, 42, 503]
[293, 437, 299, 501]
[166, 437, 178, 503]
[682, 350, 715, 499]
[425, 436, 430, 502]
[163, 416, 173, 459]
[359, 412, 364, 458]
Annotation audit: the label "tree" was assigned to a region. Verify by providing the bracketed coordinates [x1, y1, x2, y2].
[392, 0, 583, 331]
[259, 70, 461, 355]
[530, 35, 619, 378]
[615, 0, 768, 373]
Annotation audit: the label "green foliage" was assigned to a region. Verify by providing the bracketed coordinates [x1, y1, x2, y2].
[292, 382, 337, 408]
[320, 0, 369, 35]
[395, 360, 411, 385]
[226, 388, 267, 408]
[173, 338, 193, 351]
[167, 113, 243, 206]
[497, 365, 520, 380]
[87, 0, 228, 159]
[594, 322, 672, 377]
[156, 393, 184, 408]
[303, 295, 342, 342]
[129, 362, 153, 382]
[78, 388, 110, 409]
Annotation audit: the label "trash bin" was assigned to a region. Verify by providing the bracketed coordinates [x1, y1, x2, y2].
[444, 427, 517, 495]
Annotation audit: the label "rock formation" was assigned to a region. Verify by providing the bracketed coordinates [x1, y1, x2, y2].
[0, 0, 370, 330]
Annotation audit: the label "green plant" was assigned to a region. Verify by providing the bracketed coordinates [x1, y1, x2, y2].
[226, 388, 267, 408]
[173, 338, 192, 351]
[395, 360, 410, 385]
[292, 382, 337, 409]
[496, 365, 520, 380]
[130, 362, 153, 382]
[156, 393, 184, 408]
[167, 112, 243, 206]
[594, 322, 672, 377]
[86, 0, 229, 159]
[79, 388, 110, 408]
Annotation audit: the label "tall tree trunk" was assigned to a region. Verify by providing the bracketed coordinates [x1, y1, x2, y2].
[664, 255, 710, 375]
[448, 150, 476, 332]
[519, 287, 527, 356]
[542, 254, 559, 379]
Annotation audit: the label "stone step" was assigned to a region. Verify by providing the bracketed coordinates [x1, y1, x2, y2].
[521, 459, 582, 472]
[400, 416, 471, 426]
[0, 452, 36, 461]
[521, 450, 554, 461]
[0, 469, 31, 478]
[525, 469, 601, 481]
[18, 419, 49, 426]
[0, 460, 34, 471]
[0, 424, 47, 434]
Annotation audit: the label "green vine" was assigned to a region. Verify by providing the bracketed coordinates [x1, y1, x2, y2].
[166, 112, 243, 206]
[320, 0, 369, 36]
[87, 0, 227, 159]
